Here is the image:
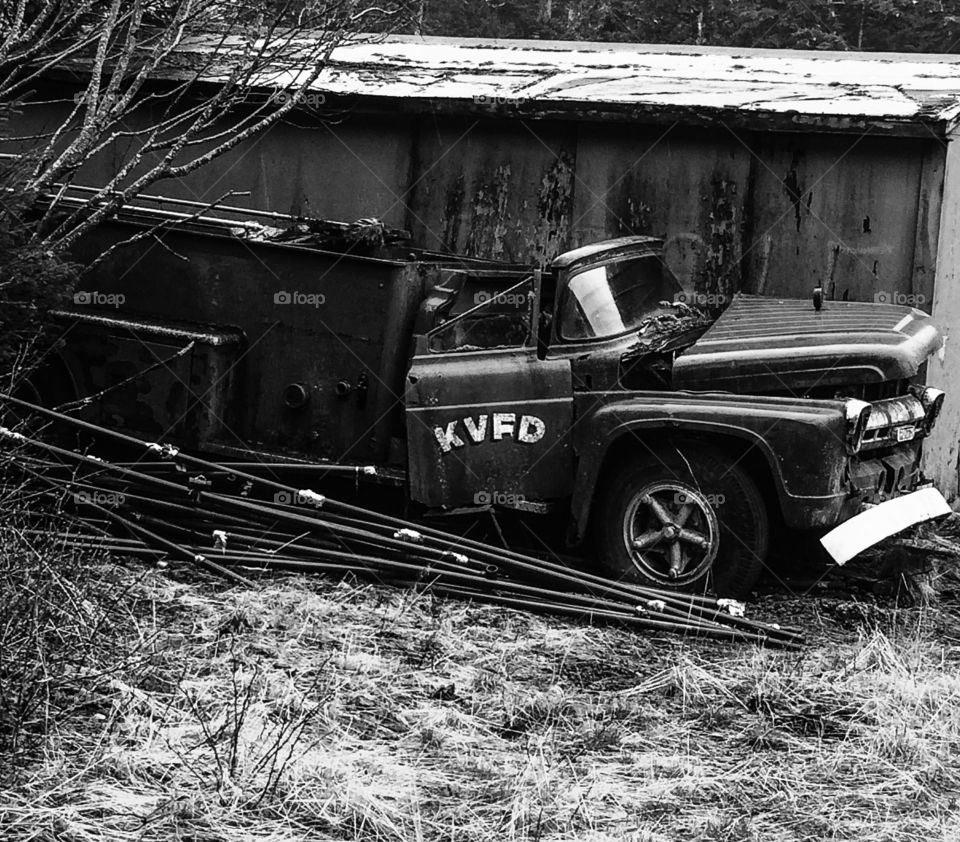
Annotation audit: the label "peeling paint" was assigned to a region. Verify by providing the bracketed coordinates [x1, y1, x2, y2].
[702, 177, 740, 302]
[623, 197, 652, 236]
[663, 232, 706, 290]
[533, 151, 575, 266]
[465, 163, 513, 259]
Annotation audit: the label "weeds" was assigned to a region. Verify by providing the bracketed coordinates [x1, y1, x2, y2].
[0, 510, 143, 770]
[1, 529, 960, 839]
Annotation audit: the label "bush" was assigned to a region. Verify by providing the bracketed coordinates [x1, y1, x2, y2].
[0, 492, 138, 777]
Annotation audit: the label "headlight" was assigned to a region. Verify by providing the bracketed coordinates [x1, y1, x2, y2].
[844, 398, 872, 454]
[910, 385, 945, 432]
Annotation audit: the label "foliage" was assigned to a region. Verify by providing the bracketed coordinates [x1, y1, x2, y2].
[0, 0, 411, 382]
[410, 0, 960, 52]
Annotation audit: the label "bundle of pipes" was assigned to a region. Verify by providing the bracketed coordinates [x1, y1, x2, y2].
[0, 395, 804, 649]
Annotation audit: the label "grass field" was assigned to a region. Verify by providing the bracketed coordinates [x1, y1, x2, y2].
[3, 529, 960, 841]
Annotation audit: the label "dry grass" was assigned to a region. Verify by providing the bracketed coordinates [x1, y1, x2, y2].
[3, 549, 960, 842]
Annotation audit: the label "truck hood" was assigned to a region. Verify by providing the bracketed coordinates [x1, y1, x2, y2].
[672, 294, 942, 394]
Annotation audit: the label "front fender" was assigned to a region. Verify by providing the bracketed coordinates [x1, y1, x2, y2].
[570, 391, 851, 540]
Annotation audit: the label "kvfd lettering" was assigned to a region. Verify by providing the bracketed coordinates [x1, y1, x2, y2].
[433, 412, 546, 454]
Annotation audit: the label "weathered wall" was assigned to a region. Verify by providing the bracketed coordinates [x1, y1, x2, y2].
[13, 98, 957, 490]
[925, 135, 960, 501]
[10, 102, 415, 226]
[573, 125, 754, 296]
[404, 117, 578, 264]
[745, 134, 930, 303]
[15, 101, 942, 302]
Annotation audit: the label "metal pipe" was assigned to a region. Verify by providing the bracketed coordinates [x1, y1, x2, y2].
[1, 397, 802, 644]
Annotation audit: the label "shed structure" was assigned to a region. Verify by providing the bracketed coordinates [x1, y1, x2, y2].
[21, 35, 960, 498]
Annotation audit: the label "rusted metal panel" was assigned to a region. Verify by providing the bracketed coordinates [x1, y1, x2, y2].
[744, 135, 924, 303]
[69, 221, 424, 463]
[152, 116, 414, 226]
[406, 117, 577, 265]
[49, 311, 242, 443]
[573, 125, 752, 299]
[8, 102, 414, 226]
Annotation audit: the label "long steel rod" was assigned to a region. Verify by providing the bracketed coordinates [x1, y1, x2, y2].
[1, 397, 802, 643]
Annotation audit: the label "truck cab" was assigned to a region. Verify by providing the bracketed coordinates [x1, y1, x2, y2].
[406, 237, 944, 597]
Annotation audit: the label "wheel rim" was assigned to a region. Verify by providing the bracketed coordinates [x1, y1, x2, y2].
[622, 480, 720, 586]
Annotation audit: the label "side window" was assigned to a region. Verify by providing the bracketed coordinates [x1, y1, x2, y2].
[428, 277, 535, 353]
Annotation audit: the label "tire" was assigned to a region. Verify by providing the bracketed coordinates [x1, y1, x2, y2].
[593, 444, 768, 599]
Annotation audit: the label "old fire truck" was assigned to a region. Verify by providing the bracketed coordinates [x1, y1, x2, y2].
[31, 196, 946, 597]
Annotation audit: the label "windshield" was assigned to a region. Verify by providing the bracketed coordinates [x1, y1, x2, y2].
[558, 255, 681, 341]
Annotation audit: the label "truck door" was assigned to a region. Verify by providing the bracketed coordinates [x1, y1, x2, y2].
[405, 275, 574, 508]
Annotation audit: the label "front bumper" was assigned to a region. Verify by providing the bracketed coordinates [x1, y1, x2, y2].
[821, 486, 951, 564]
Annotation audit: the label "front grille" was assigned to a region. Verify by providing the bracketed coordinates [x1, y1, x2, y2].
[848, 443, 922, 503]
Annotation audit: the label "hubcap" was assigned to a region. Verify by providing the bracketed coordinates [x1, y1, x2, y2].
[622, 481, 719, 586]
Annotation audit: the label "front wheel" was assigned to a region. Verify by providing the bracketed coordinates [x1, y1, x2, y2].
[594, 445, 768, 599]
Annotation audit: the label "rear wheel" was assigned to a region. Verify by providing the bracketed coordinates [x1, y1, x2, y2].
[594, 444, 768, 598]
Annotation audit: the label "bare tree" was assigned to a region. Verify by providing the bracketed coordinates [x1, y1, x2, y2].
[0, 0, 408, 254]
